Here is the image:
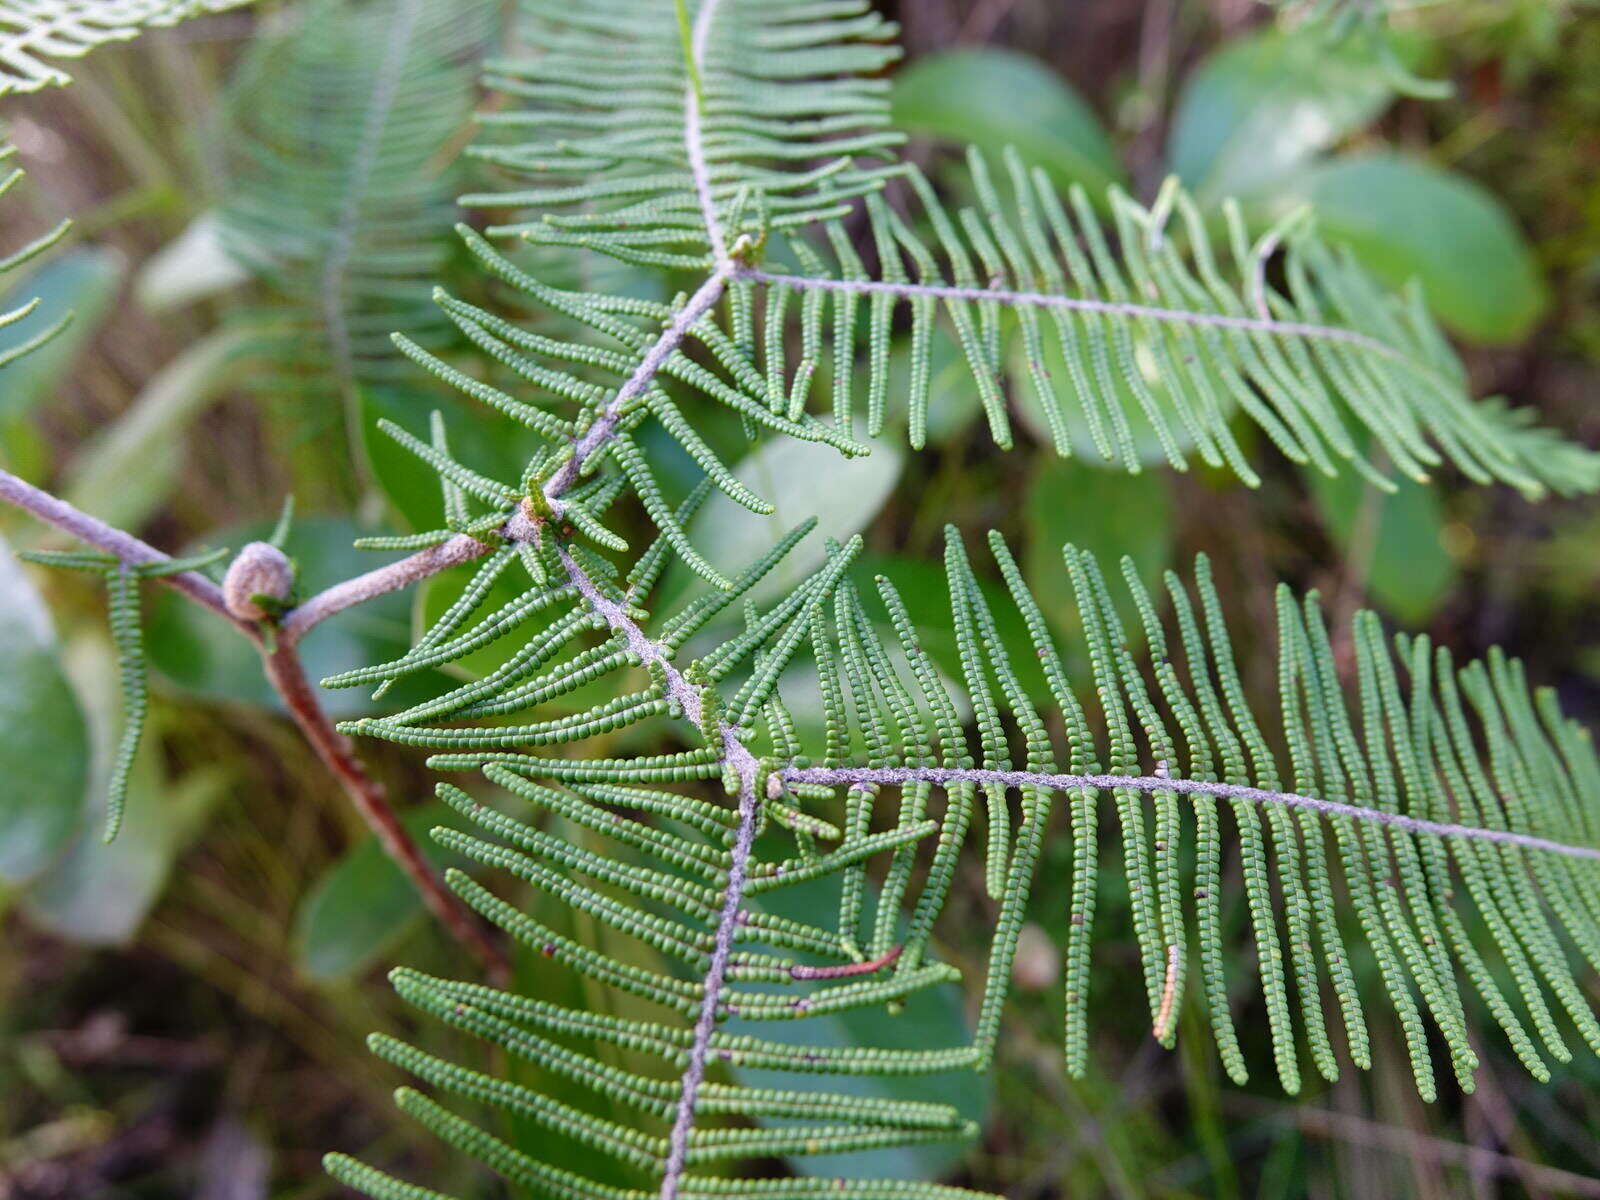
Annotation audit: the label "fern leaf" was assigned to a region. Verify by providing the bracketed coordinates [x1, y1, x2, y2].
[440, 0, 1593, 503]
[0, 0, 250, 96]
[214, 0, 493, 465]
[329, 513, 1600, 1197]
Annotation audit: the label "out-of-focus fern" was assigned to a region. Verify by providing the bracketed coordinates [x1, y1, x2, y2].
[214, 0, 494, 465]
[0, 0, 249, 96]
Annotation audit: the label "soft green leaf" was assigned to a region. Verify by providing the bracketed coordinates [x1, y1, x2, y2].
[1021, 455, 1172, 641]
[135, 213, 252, 311]
[294, 800, 474, 981]
[1168, 27, 1394, 201]
[0, 246, 123, 422]
[892, 47, 1124, 196]
[1305, 459, 1458, 626]
[680, 435, 903, 606]
[1266, 152, 1547, 342]
[0, 536, 89, 883]
[62, 329, 250, 531]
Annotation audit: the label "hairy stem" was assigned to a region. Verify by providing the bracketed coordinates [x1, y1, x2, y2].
[262, 642, 509, 981]
[782, 765, 1600, 863]
[2, 467, 242, 626]
[556, 542, 759, 1199]
[732, 266, 1401, 360]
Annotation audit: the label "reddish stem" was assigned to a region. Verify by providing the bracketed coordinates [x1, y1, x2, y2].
[261, 641, 508, 983]
[789, 943, 904, 981]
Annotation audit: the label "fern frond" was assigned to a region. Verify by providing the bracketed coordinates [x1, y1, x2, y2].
[215, 0, 493, 454]
[0, 0, 249, 96]
[332, 518, 1600, 1198]
[464, 0, 903, 265]
[443, 0, 1593, 502]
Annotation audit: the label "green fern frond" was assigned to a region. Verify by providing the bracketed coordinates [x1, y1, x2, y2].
[215, 0, 494, 448]
[0, 144, 73, 365]
[0, 0, 250, 96]
[329, 518, 1600, 1197]
[440, 0, 1589, 503]
[19, 544, 227, 838]
[463, 0, 904, 265]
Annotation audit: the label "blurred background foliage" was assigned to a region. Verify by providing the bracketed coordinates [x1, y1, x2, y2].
[5, 0, 1600, 1196]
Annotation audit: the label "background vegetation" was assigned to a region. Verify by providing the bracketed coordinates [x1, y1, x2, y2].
[5, 0, 1600, 1195]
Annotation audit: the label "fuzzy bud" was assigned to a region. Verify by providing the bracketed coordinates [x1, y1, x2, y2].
[223, 541, 294, 621]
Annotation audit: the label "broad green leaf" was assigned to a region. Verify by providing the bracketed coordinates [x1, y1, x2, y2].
[891, 48, 1125, 196]
[1168, 28, 1394, 201]
[294, 800, 474, 981]
[145, 516, 436, 716]
[0, 246, 123, 422]
[680, 434, 903, 606]
[1305, 462, 1458, 627]
[62, 329, 251, 531]
[24, 637, 226, 943]
[1267, 152, 1547, 343]
[0, 537, 89, 883]
[135, 212, 252, 311]
[1022, 455, 1172, 642]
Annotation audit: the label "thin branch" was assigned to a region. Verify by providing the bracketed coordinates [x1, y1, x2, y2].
[732, 266, 1402, 360]
[0, 467, 505, 978]
[539, 264, 732, 509]
[1, 467, 243, 628]
[781, 765, 1600, 863]
[281, 529, 496, 645]
[261, 642, 508, 981]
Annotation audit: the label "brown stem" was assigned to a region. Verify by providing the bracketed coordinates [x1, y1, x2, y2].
[260, 640, 509, 983]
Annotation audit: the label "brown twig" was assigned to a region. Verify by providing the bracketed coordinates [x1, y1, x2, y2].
[1, 466, 506, 981]
[260, 643, 508, 982]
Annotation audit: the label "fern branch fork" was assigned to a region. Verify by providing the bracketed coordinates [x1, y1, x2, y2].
[0, 466, 506, 979]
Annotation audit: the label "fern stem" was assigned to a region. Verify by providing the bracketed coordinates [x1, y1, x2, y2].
[0, 466, 241, 627]
[555, 541, 759, 1200]
[263, 640, 510, 982]
[783, 766, 1600, 863]
[540, 265, 733, 509]
[732, 266, 1403, 360]
[682, 0, 727, 260]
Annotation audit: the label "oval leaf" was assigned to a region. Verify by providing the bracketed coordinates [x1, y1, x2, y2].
[0, 537, 89, 882]
[1168, 27, 1394, 201]
[1266, 152, 1547, 343]
[892, 48, 1124, 196]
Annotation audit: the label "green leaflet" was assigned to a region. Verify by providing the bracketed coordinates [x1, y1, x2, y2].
[424, 0, 1595, 513]
[317, 1, 1600, 1196]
